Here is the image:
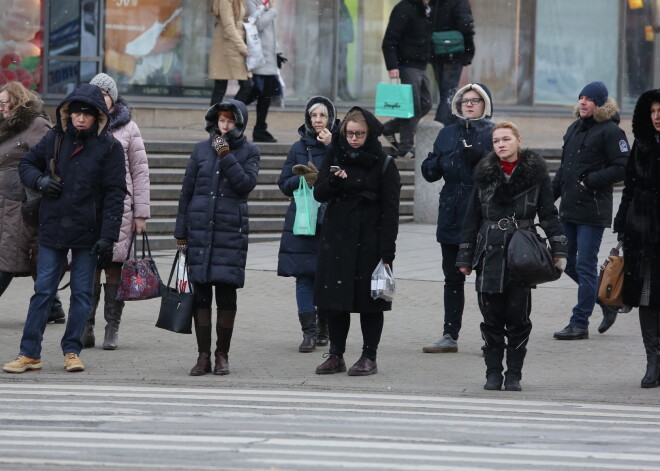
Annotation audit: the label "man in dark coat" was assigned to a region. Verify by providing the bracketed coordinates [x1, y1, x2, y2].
[552, 81, 628, 340]
[431, 0, 475, 126]
[381, 0, 433, 159]
[3, 83, 126, 374]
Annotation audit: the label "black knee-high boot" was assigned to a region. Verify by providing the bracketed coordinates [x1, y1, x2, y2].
[639, 307, 660, 388]
[214, 309, 237, 375]
[190, 307, 212, 376]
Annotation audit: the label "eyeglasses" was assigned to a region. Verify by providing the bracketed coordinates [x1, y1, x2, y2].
[346, 131, 366, 139]
[0, 101, 9, 109]
[460, 98, 484, 106]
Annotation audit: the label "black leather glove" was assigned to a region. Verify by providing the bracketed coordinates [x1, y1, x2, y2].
[277, 53, 288, 68]
[90, 238, 114, 268]
[37, 175, 63, 198]
[459, 146, 483, 166]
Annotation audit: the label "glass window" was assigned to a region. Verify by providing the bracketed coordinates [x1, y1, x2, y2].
[0, 0, 43, 91]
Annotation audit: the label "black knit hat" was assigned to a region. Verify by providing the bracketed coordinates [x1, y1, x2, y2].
[579, 81, 608, 107]
[68, 100, 99, 118]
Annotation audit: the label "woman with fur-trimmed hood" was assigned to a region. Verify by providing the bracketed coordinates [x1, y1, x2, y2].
[613, 88, 660, 388]
[457, 122, 566, 392]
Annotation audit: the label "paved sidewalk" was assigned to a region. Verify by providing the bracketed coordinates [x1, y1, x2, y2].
[2, 194, 654, 405]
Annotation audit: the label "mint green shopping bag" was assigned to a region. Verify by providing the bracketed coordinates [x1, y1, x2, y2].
[375, 81, 414, 118]
[293, 178, 320, 236]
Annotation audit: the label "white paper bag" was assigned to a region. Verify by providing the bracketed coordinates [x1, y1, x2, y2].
[243, 22, 265, 71]
[176, 251, 191, 293]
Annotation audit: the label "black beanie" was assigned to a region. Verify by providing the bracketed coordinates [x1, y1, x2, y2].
[579, 81, 608, 107]
[68, 101, 99, 118]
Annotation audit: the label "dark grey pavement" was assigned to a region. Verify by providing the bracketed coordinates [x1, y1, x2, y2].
[1, 191, 656, 406]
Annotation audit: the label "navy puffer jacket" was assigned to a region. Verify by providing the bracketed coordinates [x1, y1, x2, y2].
[19, 83, 126, 249]
[174, 100, 260, 287]
[277, 96, 337, 278]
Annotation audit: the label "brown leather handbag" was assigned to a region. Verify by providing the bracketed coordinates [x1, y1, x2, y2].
[598, 243, 624, 306]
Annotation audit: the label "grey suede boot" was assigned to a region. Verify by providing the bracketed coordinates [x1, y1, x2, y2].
[298, 311, 317, 353]
[81, 283, 102, 348]
[102, 284, 124, 350]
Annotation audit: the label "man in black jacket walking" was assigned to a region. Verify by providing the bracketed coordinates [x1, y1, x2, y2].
[3, 83, 126, 374]
[382, 0, 433, 160]
[552, 81, 628, 340]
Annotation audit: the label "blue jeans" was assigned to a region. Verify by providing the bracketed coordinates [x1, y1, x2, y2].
[295, 277, 315, 313]
[561, 222, 605, 329]
[19, 246, 97, 359]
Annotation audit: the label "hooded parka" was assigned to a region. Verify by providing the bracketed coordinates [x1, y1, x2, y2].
[174, 99, 260, 287]
[107, 97, 151, 263]
[277, 96, 338, 278]
[422, 83, 494, 244]
[457, 150, 566, 293]
[19, 83, 127, 249]
[208, 0, 251, 81]
[313, 106, 401, 312]
[552, 98, 628, 227]
[0, 98, 51, 274]
[613, 89, 660, 308]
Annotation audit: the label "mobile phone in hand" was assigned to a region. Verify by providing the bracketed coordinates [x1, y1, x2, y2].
[330, 165, 341, 172]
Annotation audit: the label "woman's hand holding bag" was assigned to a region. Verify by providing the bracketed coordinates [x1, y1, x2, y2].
[292, 177, 320, 235]
[156, 249, 195, 334]
[116, 232, 162, 301]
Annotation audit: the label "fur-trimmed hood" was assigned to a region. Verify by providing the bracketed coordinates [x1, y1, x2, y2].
[451, 82, 493, 121]
[204, 99, 248, 145]
[56, 83, 111, 136]
[632, 88, 660, 152]
[0, 98, 48, 142]
[473, 149, 549, 204]
[573, 96, 620, 124]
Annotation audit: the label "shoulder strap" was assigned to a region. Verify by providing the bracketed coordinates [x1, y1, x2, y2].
[50, 133, 63, 181]
[382, 155, 393, 175]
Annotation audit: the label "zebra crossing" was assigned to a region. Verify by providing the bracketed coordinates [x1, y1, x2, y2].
[1, 383, 660, 470]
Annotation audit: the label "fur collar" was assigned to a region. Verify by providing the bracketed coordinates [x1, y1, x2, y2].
[473, 149, 549, 204]
[573, 96, 619, 123]
[0, 99, 47, 142]
[632, 88, 660, 153]
[108, 97, 131, 130]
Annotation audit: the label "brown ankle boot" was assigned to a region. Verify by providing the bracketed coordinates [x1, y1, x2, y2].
[190, 352, 212, 376]
[213, 352, 229, 375]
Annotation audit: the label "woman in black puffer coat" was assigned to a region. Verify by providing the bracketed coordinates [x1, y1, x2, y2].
[313, 106, 400, 377]
[277, 96, 339, 353]
[613, 88, 660, 388]
[457, 121, 566, 392]
[174, 99, 260, 377]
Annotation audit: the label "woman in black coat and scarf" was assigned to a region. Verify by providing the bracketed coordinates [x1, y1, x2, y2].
[277, 96, 339, 353]
[174, 99, 260, 377]
[457, 122, 567, 392]
[313, 107, 400, 376]
[613, 88, 660, 388]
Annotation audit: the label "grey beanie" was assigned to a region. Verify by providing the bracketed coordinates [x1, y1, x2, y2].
[90, 73, 118, 104]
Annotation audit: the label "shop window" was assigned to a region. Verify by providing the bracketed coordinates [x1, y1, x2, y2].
[0, 0, 43, 91]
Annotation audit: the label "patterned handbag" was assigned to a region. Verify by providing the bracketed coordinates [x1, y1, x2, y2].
[116, 232, 162, 301]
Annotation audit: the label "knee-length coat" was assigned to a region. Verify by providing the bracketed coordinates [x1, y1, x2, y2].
[209, 0, 251, 81]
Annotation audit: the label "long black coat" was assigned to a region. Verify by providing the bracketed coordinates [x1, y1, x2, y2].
[19, 83, 126, 249]
[174, 100, 260, 287]
[613, 89, 660, 308]
[457, 150, 566, 293]
[552, 98, 628, 227]
[313, 107, 401, 312]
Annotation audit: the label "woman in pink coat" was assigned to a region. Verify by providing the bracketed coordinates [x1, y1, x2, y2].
[81, 73, 151, 350]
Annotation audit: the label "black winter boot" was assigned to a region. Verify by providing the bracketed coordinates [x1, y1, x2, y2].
[504, 347, 527, 392]
[102, 284, 124, 350]
[316, 310, 329, 347]
[639, 308, 660, 388]
[191, 307, 212, 376]
[483, 347, 504, 390]
[253, 124, 277, 143]
[298, 311, 317, 352]
[214, 310, 237, 375]
[81, 283, 102, 348]
[47, 294, 66, 324]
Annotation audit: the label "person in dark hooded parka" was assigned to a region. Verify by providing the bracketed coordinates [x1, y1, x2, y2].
[313, 106, 401, 377]
[277, 96, 339, 353]
[174, 99, 260, 377]
[3, 83, 126, 374]
[613, 89, 660, 388]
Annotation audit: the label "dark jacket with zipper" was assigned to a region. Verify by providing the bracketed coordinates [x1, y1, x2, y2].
[382, 0, 433, 70]
[174, 100, 260, 287]
[457, 150, 566, 293]
[613, 89, 660, 308]
[313, 107, 400, 312]
[552, 98, 628, 227]
[431, 0, 475, 65]
[19, 83, 126, 250]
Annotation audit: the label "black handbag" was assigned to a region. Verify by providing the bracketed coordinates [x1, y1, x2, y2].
[506, 227, 561, 286]
[155, 250, 194, 334]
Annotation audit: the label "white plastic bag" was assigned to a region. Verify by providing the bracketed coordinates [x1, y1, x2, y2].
[176, 250, 191, 293]
[243, 22, 265, 71]
[370, 259, 395, 302]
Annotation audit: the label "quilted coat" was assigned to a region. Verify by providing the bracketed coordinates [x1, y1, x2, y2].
[174, 100, 260, 287]
[0, 98, 51, 274]
[107, 98, 151, 262]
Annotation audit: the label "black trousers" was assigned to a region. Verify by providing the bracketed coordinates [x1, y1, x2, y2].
[440, 243, 465, 340]
[211, 79, 253, 106]
[193, 282, 237, 311]
[0, 271, 13, 297]
[323, 309, 384, 361]
[477, 279, 532, 351]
